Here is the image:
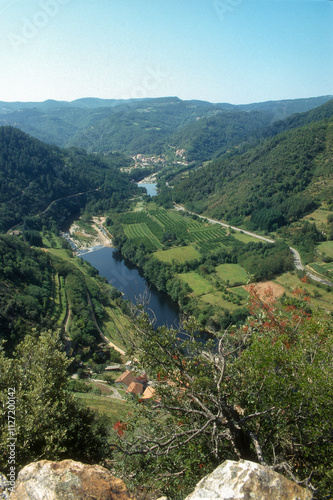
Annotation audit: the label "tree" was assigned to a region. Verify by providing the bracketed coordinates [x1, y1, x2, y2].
[0, 330, 111, 473]
[111, 288, 333, 499]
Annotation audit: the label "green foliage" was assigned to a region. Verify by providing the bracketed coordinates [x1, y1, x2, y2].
[113, 293, 333, 499]
[0, 331, 112, 471]
[174, 116, 333, 232]
[237, 240, 294, 281]
[67, 379, 102, 395]
[22, 230, 43, 247]
[0, 235, 54, 349]
[0, 126, 137, 232]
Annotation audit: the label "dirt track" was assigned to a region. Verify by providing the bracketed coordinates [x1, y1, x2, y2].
[91, 217, 113, 247]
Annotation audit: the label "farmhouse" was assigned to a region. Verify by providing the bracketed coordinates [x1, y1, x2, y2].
[126, 382, 144, 396]
[114, 370, 135, 389]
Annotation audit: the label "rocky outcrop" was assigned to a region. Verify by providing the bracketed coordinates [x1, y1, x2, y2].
[5, 458, 314, 500]
[0, 473, 10, 500]
[9, 460, 134, 500]
[185, 460, 313, 500]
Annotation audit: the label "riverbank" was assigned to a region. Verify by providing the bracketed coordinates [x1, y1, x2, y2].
[137, 173, 157, 184]
[66, 216, 114, 251]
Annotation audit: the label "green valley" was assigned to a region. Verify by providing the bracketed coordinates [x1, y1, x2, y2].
[1, 96, 333, 499]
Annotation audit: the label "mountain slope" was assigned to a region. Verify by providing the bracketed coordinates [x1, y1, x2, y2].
[174, 102, 333, 230]
[167, 110, 274, 162]
[0, 126, 135, 232]
[260, 98, 333, 139]
[0, 96, 331, 155]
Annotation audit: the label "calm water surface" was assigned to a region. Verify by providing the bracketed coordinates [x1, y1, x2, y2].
[69, 182, 179, 328]
[81, 246, 180, 329]
[137, 182, 157, 197]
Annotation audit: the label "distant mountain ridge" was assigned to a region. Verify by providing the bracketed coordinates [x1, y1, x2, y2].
[0, 95, 331, 157]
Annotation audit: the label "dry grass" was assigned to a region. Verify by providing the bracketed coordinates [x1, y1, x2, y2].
[244, 281, 285, 303]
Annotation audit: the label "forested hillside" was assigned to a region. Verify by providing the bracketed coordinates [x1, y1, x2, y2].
[0, 234, 129, 357]
[0, 95, 331, 157]
[167, 110, 273, 162]
[174, 101, 333, 230]
[67, 98, 232, 155]
[0, 126, 135, 232]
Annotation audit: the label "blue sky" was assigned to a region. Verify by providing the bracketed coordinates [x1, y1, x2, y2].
[0, 0, 332, 104]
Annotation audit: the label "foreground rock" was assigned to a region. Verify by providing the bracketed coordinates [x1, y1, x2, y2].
[0, 473, 10, 500]
[9, 460, 134, 500]
[185, 459, 312, 500]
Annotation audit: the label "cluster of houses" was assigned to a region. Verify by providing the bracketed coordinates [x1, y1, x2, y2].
[114, 369, 157, 401]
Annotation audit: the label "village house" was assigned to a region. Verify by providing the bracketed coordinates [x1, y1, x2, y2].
[126, 382, 144, 396]
[114, 370, 135, 389]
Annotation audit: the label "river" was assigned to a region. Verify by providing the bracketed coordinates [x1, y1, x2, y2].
[65, 180, 180, 328]
[80, 246, 180, 329]
[137, 181, 158, 197]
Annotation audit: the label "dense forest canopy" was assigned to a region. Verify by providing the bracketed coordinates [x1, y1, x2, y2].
[0, 126, 136, 232]
[0, 95, 331, 156]
[173, 103, 333, 230]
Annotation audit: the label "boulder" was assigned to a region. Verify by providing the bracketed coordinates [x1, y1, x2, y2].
[9, 460, 134, 500]
[185, 459, 313, 500]
[0, 473, 11, 500]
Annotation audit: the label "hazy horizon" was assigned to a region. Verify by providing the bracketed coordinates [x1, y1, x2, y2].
[0, 0, 332, 105]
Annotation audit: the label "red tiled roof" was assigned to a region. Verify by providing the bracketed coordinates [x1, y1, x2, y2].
[115, 370, 135, 387]
[141, 386, 156, 400]
[126, 382, 144, 395]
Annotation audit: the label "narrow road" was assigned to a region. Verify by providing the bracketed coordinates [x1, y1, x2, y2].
[38, 186, 101, 216]
[7, 186, 102, 233]
[174, 204, 275, 243]
[174, 204, 333, 287]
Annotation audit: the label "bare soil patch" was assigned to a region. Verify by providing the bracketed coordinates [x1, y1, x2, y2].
[91, 217, 113, 247]
[244, 281, 285, 303]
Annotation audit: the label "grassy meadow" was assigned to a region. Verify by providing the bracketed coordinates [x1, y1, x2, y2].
[74, 392, 130, 420]
[154, 245, 201, 263]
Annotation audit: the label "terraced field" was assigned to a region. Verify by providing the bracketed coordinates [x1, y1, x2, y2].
[124, 223, 163, 250]
[318, 241, 333, 259]
[122, 207, 229, 252]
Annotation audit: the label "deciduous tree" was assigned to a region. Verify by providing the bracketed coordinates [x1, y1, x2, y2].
[112, 288, 333, 499]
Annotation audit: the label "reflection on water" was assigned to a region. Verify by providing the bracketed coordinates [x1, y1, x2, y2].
[81, 246, 180, 329]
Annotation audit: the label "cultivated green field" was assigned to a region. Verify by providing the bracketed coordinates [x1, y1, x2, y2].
[179, 272, 214, 295]
[317, 241, 333, 259]
[102, 305, 136, 352]
[232, 232, 263, 244]
[121, 206, 229, 251]
[201, 292, 241, 310]
[215, 264, 248, 285]
[154, 245, 201, 263]
[123, 222, 163, 250]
